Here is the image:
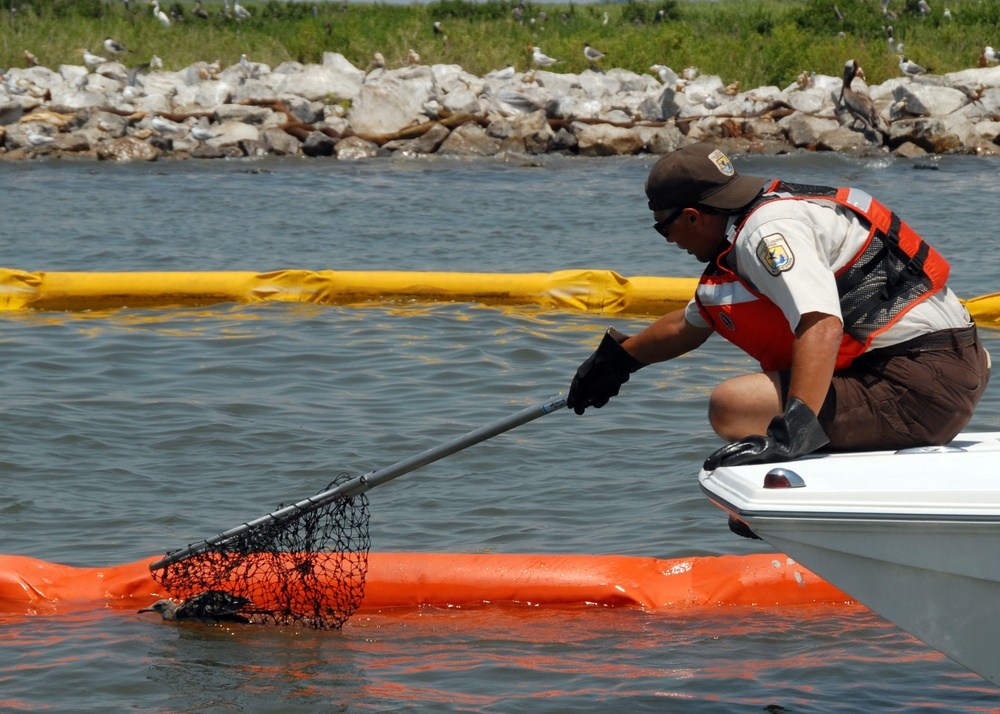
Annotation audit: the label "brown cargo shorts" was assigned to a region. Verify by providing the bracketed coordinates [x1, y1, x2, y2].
[787, 326, 991, 451]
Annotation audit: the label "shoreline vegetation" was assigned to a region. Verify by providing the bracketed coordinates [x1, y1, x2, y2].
[2, 0, 1000, 161]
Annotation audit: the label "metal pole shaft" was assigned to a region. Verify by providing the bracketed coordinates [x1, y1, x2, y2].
[150, 395, 565, 571]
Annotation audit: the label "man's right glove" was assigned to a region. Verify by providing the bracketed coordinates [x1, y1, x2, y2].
[567, 327, 645, 415]
[702, 397, 829, 470]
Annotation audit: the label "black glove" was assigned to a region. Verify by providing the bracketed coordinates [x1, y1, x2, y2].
[703, 398, 829, 470]
[567, 327, 644, 415]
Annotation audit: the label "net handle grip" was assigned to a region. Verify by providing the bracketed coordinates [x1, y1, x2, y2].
[150, 394, 566, 571]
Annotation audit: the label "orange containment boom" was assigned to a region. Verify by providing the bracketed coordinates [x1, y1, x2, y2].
[0, 552, 851, 617]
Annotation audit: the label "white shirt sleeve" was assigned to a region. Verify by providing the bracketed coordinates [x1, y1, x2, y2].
[684, 298, 710, 328]
[732, 201, 850, 331]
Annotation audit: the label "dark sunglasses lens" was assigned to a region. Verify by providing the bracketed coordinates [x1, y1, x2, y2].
[654, 208, 682, 238]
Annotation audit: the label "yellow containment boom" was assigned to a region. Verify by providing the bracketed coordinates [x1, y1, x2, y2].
[0, 268, 997, 326]
[0, 268, 698, 316]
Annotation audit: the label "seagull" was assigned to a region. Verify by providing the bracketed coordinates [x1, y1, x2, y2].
[406, 48, 421, 65]
[918, 0, 931, 15]
[943, 7, 952, 20]
[193, 0, 210, 19]
[486, 65, 516, 80]
[190, 122, 219, 141]
[103, 36, 131, 55]
[649, 64, 678, 87]
[433, 20, 444, 35]
[25, 128, 56, 147]
[583, 42, 605, 64]
[78, 48, 109, 69]
[367, 51, 386, 70]
[149, 54, 163, 70]
[530, 46, 562, 68]
[980, 46, 1000, 67]
[139, 591, 252, 624]
[23, 49, 38, 66]
[150, 0, 170, 27]
[898, 54, 927, 77]
[602, 11, 609, 25]
[150, 113, 183, 132]
[233, 0, 251, 20]
[839, 59, 888, 139]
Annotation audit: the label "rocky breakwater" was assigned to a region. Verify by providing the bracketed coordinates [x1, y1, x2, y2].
[3, 52, 1000, 161]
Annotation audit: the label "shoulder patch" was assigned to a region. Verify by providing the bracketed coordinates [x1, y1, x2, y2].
[756, 233, 794, 275]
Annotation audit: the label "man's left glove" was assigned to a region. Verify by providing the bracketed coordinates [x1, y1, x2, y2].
[703, 397, 829, 470]
[567, 327, 645, 415]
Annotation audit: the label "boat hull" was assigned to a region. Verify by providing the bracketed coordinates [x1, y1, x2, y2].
[699, 432, 1000, 686]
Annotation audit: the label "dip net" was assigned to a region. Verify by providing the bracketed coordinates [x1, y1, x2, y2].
[148, 396, 564, 630]
[151, 474, 370, 630]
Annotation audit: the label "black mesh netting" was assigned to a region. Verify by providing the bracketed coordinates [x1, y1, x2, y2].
[152, 474, 370, 630]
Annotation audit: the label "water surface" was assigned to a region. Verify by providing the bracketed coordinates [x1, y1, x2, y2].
[1, 153, 999, 711]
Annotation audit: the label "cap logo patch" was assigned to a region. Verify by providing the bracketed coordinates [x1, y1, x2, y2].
[756, 233, 794, 275]
[708, 149, 734, 176]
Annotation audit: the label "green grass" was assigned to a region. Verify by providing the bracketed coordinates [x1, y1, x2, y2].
[2, 0, 999, 89]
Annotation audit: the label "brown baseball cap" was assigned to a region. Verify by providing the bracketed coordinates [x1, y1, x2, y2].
[645, 143, 769, 212]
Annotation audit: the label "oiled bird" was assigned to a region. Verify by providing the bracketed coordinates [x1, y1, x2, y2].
[138, 590, 252, 624]
[839, 59, 889, 140]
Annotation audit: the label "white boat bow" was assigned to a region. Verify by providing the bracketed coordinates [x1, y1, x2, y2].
[699, 431, 1000, 686]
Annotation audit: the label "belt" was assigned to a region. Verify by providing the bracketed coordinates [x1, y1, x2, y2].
[868, 325, 978, 358]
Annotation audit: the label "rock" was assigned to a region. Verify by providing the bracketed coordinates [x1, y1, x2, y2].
[383, 122, 450, 154]
[175, 80, 233, 109]
[892, 141, 928, 157]
[551, 127, 577, 152]
[0, 103, 25, 126]
[636, 123, 685, 154]
[273, 63, 363, 103]
[889, 116, 965, 153]
[572, 122, 644, 156]
[508, 110, 554, 154]
[893, 83, 969, 117]
[348, 73, 432, 135]
[261, 127, 302, 156]
[818, 125, 877, 151]
[335, 135, 379, 160]
[214, 104, 276, 126]
[442, 88, 481, 116]
[301, 130, 336, 156]
[779, 111, 840, 148]
[97, 136, 160, 161]
[87, 111, 130, 138]
[437, 122, 500, 156]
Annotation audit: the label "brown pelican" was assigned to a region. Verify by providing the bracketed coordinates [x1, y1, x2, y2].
[839, 59, 888, 140]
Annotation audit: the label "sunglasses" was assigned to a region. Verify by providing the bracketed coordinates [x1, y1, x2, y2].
[652, 207, 685, 239]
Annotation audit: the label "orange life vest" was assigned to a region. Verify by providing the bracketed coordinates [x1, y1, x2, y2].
[695, 181, 950, 371]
